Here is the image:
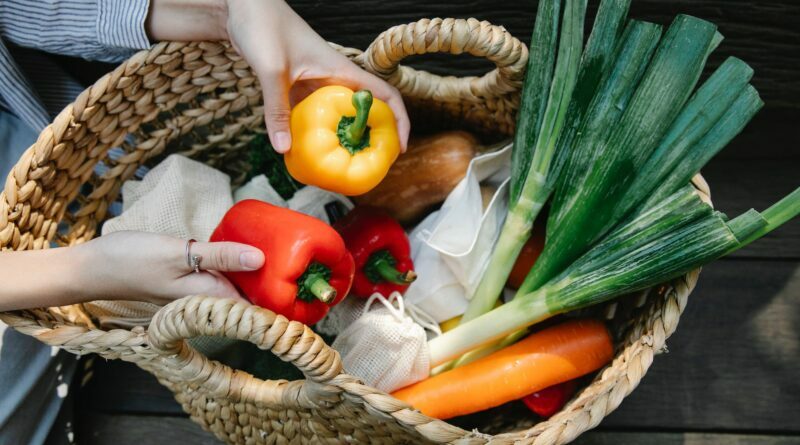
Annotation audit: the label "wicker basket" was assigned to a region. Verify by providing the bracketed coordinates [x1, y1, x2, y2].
[0, 18, 710, 444]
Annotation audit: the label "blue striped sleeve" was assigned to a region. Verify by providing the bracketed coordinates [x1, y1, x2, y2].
[0, 42, 50, 131]
[97, 0, 152, 54]
[0, 0, 152, 63]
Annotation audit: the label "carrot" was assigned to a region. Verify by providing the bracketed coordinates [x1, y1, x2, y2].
[392, 319, 613, 419]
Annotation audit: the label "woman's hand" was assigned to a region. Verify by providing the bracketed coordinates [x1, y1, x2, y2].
[80, 231, 265, 305]
[146, 0, 410, 153]
[0, 231, 264, 311]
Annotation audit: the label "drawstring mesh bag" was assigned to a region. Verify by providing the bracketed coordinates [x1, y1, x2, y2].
[0, 18, 710, 444]
[332, 292, 441, 392]
[315, 292, 366, 337]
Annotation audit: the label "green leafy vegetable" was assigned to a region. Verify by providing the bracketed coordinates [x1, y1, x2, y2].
[521, 15, 721, 294]
[461, 0, 588, 324]
[428, 4, 792, 376]
[247, 134, 302, 200]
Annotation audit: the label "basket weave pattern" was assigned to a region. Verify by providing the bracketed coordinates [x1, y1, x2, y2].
[0, 18, 708, 444]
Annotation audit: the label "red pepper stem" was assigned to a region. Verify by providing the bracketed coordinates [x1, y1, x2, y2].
[344, 90, 373, 145]
[307, 276, 337, 303]
[371, 255, 417, 284]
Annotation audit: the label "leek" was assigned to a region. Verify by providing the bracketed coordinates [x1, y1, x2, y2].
[547, 19, 662, 231]
[735, 187, 800, 250]
[428, 187, 799, 367]
[615, 57, 755, 218]
[547, 0, 632, 187]
[463, 0, 633, 323]
[520, 15, 721, 294]
[509, 0, 562, 206]
[639, 84, 763, 211]
[461, 0, 587, 323]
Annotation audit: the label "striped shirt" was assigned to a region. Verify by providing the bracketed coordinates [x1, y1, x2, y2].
[0, 0, 152, 132]
[0, 3, 152, 444]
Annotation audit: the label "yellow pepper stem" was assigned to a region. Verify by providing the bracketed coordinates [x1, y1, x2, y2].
[338, 90, 373, 154]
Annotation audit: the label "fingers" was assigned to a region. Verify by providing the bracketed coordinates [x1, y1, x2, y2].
[388, 94, 411, 152]
[173, 271, 247, 301]
[188, 241, 265, 273]
[260, 71, 293, 153]
[255, 60, 410, 153]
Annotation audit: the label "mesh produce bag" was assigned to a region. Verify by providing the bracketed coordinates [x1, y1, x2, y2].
[102, 154, 232, 241]
[332, 293, 440, 392]
[315, 295, 366, 337]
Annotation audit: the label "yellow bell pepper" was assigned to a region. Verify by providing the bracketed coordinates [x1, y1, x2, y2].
[285, 85, 400, 196]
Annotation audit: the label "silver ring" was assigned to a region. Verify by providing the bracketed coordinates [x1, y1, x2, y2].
[185, 239, 203, 273]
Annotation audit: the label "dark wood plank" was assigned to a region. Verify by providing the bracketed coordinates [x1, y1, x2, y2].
[287, 0, 800, 107]
[78, 413, 220, 445]
[711, 109, 799, 161]
[702, 159, 799, 259]
[55, 1, 800, 116]
[76, 413, 800, 445]
[601, 258, 800, 432]
[79, 358, 184, 415]
[575, 432, 800, 445]
[74, 412, 800, 443]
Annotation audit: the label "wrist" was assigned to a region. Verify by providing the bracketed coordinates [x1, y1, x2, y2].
[0, 243, 97, 311]
[62, 242, 101, 303]
[147, 0, 229, 42]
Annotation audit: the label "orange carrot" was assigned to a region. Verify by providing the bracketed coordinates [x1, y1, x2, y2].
[392, 319, 613, 419]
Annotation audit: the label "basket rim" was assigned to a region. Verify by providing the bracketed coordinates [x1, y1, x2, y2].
[0, 21, 711, 444]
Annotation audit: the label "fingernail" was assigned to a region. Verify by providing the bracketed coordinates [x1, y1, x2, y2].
[240, 251, 264, 270]
[273, 131, 291, 153]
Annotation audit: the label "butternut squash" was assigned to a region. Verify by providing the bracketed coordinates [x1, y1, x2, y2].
[354, 131, 478, 224]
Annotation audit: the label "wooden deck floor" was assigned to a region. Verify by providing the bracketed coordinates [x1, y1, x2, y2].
[46, 0, 800, 443]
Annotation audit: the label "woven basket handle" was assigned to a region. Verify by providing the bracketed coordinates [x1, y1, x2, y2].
[357, 17, 528, 103]
[148, 295, 341, 383]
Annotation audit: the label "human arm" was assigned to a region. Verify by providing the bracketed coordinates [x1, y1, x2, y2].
[0, 231, 264, 311]
[0, 0, 409, 150]
[146, 0, 410, 153]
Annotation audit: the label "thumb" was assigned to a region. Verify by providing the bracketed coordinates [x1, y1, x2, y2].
[261, 72, 293, 153]
[189, 241, 265, 273]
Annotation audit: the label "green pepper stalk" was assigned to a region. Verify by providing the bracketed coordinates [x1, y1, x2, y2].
[297, 263, 337, 303]
[365, 250, 417, 284]
[337, 90, 373, 154]
[332, 206, 417, 298]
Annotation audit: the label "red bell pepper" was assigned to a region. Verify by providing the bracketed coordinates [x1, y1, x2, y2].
[507, 220, 545, 289]
[210, 200, 355, 325]
[333, 206, 416, 297]
[521, 379, 579, 419]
